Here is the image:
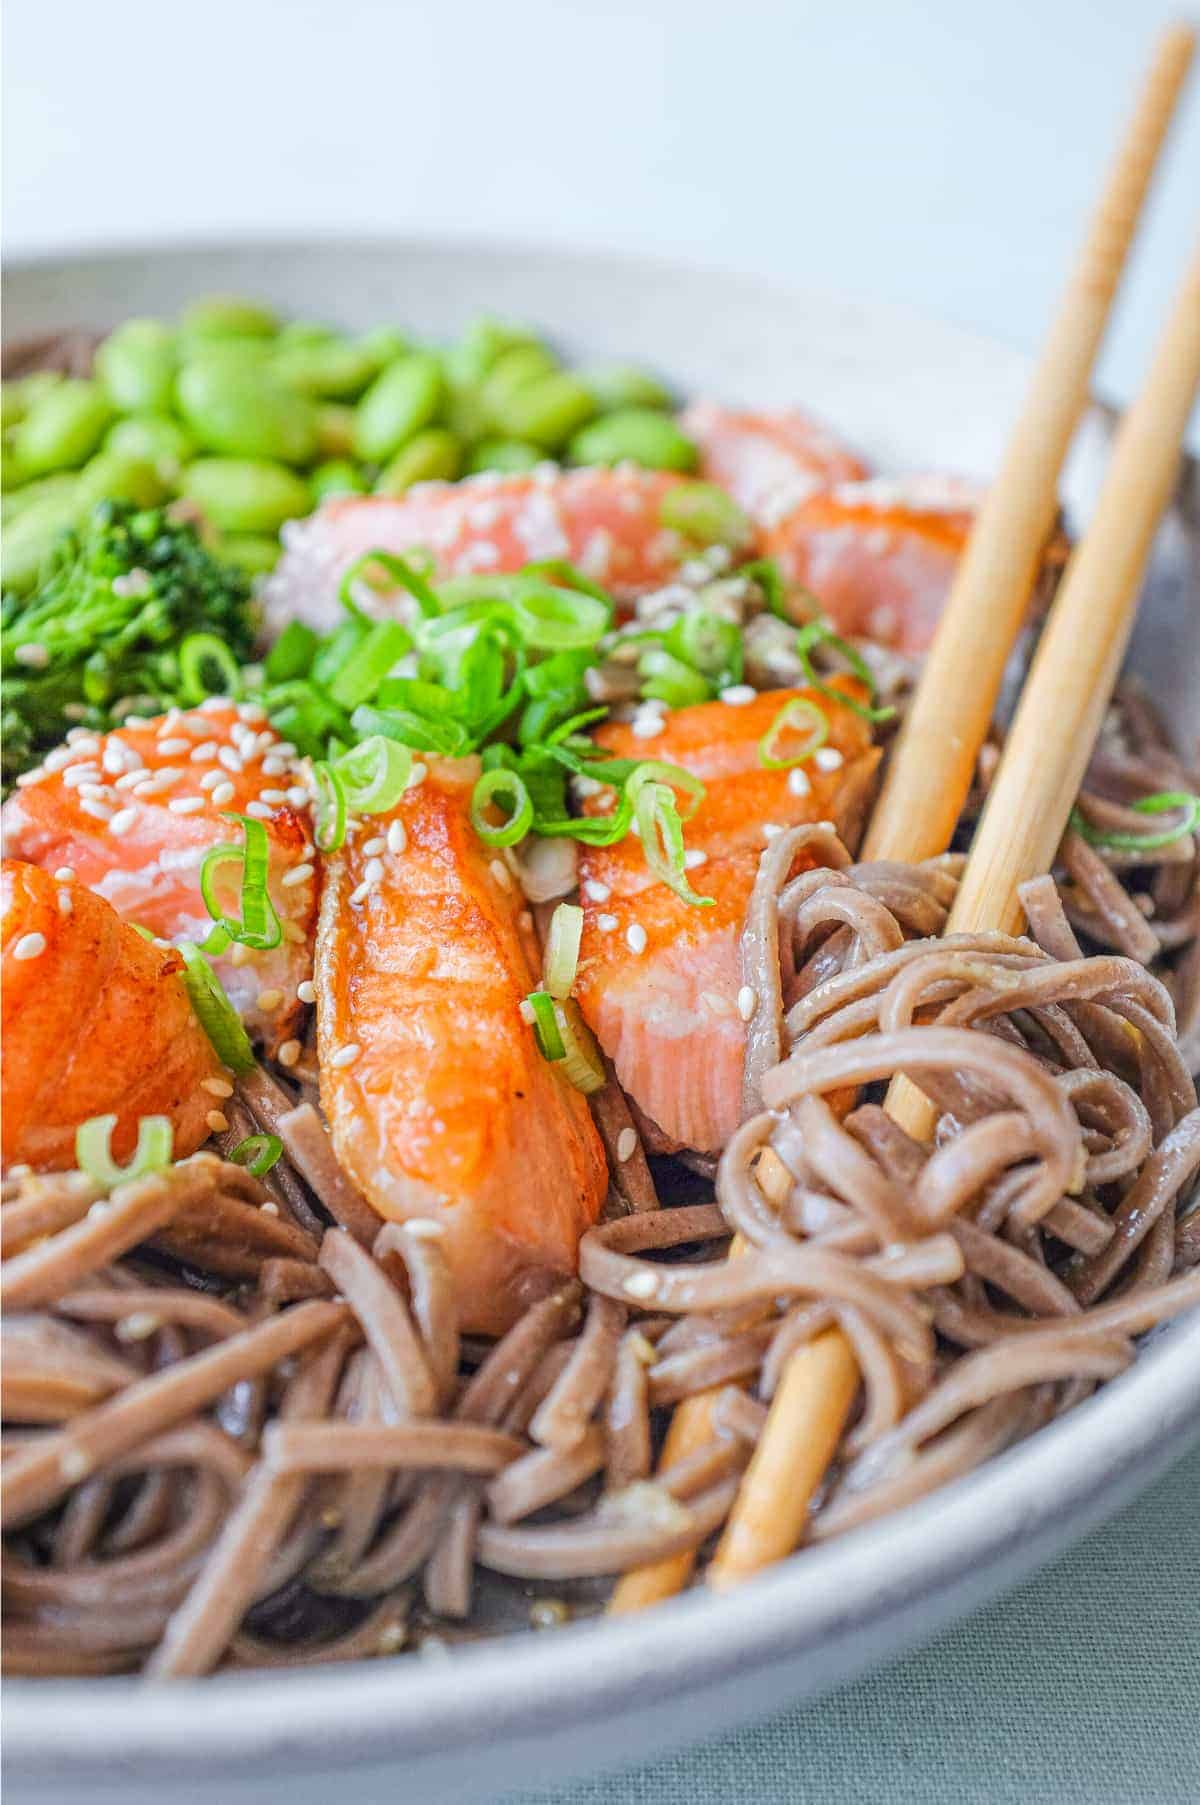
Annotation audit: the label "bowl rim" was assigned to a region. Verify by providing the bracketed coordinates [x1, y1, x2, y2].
[3, 232, 1198, 1786]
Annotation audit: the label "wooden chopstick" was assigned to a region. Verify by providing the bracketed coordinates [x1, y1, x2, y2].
[609, 28, 1196, 1613]
[863, 23, 1196, 864]
[709, 232, 1200, 1591]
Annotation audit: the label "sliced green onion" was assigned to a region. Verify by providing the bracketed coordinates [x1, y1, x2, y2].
[264, 620, 319, 683]
[336, 735, 413, 813]
[543, 902, 583, 998]
[339, 549, 441, 621]
[509, 579, 612, 651]
[179, 942, 255, 1073]
[638, 645, 711, 707]
[523, 989, 566, 1061]
[76, 1114, 174, 1189]
[795, 620, 895, 723]
[625, 760, 706, 820]
[664, 610, 743, 683]
[229, 1132, 283, 1176]
[634, 781, 714, 907]
[312, 760, 348, 852]
[1070, 790, 1200, 853]
[758, 697, 829, 769]
[745, 558, 793, 620]
[198, 815, 281, 951]
[553, 999, 606, 1094]
[350, 701, 471, 756]
[660, 480, 751, 549]
[178, 633, 242, 704]
[327, 620, 413, 710]
[470, 767, 534, 846]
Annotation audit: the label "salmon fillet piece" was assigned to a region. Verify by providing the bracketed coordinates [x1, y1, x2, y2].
[574, 683, 878, 1153]
[2, 860, 223, 1172]
[1, 702, 317, 1052]
[681, 401, 869, 518]
[263, 466, 695, 636]
[761, 475, 978, 655]
[315, 757, 609, 1335]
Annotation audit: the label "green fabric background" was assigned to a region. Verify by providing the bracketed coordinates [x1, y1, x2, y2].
[510, 1440, 1200, 1805]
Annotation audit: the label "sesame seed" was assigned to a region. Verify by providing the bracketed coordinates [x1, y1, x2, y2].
[364, 857, 385, 886]
[617, 1128, 638, 1162]
[274, 741, 298, 759]
[286, 786, 310, 808]
[65, 729, 100, 748]
[218, 747, 244, 773]
[260, 1200, 280, 1217]
[297, 980, 316, 1005]
[114, 769, 146, 791]
[245, 801, 273, 819]
[199, 697, 231, 714]
[202, 1077, 234, 1097]
[762, 823, 784, 840]
[719, 684, 756, 706]
[331, 1042, 361, 1069]
[206, 1109, 230, 1134]
[583, 879, 611, 902]
[212, 781, 236, 807]
[102, 741, 143, 775]
[260, 788, 288, 805]
[282, 862, 314, 888]
[111, 568, 151, 599]
[490, 858, 512, 889]
[387, 819, 407, 854]
[133, 769, 181, 796]
[737, 985, 758, 1021]
[62, 763, 101, 787]
[44, 747, 75, 773]
[114, 1311, 162, 1342]
[256, 988, 284, 1013]
[625, 923, 648, 954]
[260, 754, 286, 777]
[404, 1217, 446, 1239]
[362, 836, 387, 857]
[13, 932, 47, 960]
[57, 889, 73, 915]
[349, 881, 371, 905]
[199, 770, 223, 791]
[169, 796, 205, 815]
[597, 912, 618, 932]
[788, 767, 812, 796]
[14, 642, 50, 668]
[79, 781, 114, 803]
[683, 848, 707, 869]
[238, 702, 267, 723]
[190, 741, 219, 763]
[80, 798, 114, 822]
[631, 712, 665, 740]
[58, 1449, 93, 1483]
[53, 866, 77, 882]
[278, 1039, 302, 1068]
[409, 762, 427, 786]
[622, 1270, 658, 1299]
[156, 737, 191, 756]
[109, 806, 140, 837]
[814, 747, 844, 772]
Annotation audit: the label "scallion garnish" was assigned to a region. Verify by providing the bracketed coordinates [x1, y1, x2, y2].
[758, 696, 828, 769]
[634, 780, 714, 907]
[1069, 790, 1200, 853]
[76, 1113, 174, 1189]
[794, 619, 895, 723]
[553, 998, 606, 1094]
[523, 989, 567, 1061]
[336, 734, 413, 814]
[664, 610, 743, 685]
[178, 942, 255, 1073]
[470, 767, 535, 846]
[178, 633, 243, 705]
[338, 549, 442, 621]
[229, 1132, 284, 1176]
[543, 902, 584, 998]
[327, 620, 413, 710]
[659, 480, 751, 550]
[198, 814, 281, 953]
[638, 645, 712, 707]
[312, 760, 348, 852]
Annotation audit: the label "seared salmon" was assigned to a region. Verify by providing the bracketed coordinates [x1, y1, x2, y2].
[2, 860, 223, 1172]
[315, 758, 609, 1335]
[263, 466, 694, 635]
[681, 401, 869, 519]
[1, 702, 317, 1052]
[573, 684, 878, 1153]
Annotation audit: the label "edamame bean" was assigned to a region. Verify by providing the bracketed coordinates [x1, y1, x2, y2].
[217, 533, 282, 576]
[466, 439, 544, 475]
[182, 458, 312, 534]
[357, 326, 411, 370]
[177, 360, 319, 464]
[11, 380, 114, 477]
[480, 344, 559, 426]
[579, 363, 673, 411]
[490, 372, 596, 450]
[180, 296, 280, 339]
[271, 337, 378, 399]
[447, 317, 544, 386]
[2, 431, 30, 492]
[2, 481, 83, 591]
[94, 319, 177, 414]
[1, 471, 77, 527]
[374, 429, 462, 495]
[76, 451, 170, 511]
[311, 459, 368, 502]
[1, 371, 63, 429]
[315, 404, 357, 459]
[104, 416, 195, 480]
[567, 408, 698, 472]
[275, 321, 337, 351]
[353, 353, 444, 462]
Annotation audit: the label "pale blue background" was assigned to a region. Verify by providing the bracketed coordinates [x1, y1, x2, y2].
[5, 2, 1199, 1797]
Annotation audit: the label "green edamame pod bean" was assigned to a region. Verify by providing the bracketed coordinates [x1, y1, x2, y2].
[180, 296, 280, 339]
[177, 360, 319, 464]
[480, 344, 558, 427]
[1, 371, 63, 429]
[94, 319, 177, 414]
[11, 379, 114, 477]
[217, 533, 282, 576]
[1, 471, 77, 527]
[271, 337, 378, 400]
[357, 326, 411, 371]
[104, 416, 195, 479]
[182, 458, 311, 534]
[77, 451, 170, 510]
[275, 321, 337, 351]
[1, 481, 83, 592]
[353, 353, 444, 462]
[579, 363, 673, 412]
[466, 438, 544, 475]
[443, 379, 490, 445]
[446, 317, 545, 387]
[490, 372, 596, 450]
[374, 428, 462, 495]
[2, 430, 30, 492]
[311, 459, 368, 502]
[567, 408, 698, 472]
[315, 404, 357, 459]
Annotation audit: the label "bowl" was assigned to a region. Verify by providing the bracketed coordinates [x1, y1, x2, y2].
[3, 235, 1198, 1805]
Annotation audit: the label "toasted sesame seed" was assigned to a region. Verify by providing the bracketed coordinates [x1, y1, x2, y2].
[114, 1311, 162, 1342]
[737, 984, 758, 1021]
[53, 866, 77, 882]
[156, 737, 191, 756]
[255, 988, 284, 1014]
[13, 931, 47, 960]
[202, 1077, 234, 1098]
[788, 767, 812, 796]
[14, 641, 50, 669]
[387, 820, 407, 854]
[297, 980, 316, 1005]
[597, 912, 619, 932]
[260, 1200, 280, 1217]
[278, 1039, 302, 1068]
[79, 798, 115, 822]
[331, 1042, 361, 1069]
[719, 684, 756, 706]
[625, 923, 648, 954]
[206, 1110, 230, 1134]
[583, 879, 611, 902]
[212, 781, 236, 807]
[622, 1271, 658, 1299]
[362, 836, 387, 858]
[814, 747, 844, 772]
[617, 1128, 638, 1162]
[245, 800, 273, 818]
[282, 862, 314, 888]
[169, 796, 205, 815]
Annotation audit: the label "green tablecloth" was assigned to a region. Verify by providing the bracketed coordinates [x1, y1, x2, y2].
[514, 1441, 1200, 1805]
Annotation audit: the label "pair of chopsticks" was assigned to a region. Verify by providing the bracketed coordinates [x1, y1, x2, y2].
[613, 22, 1200, 1610]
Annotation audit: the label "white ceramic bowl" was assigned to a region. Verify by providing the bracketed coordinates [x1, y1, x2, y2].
[4, 238, 1198, 1805]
